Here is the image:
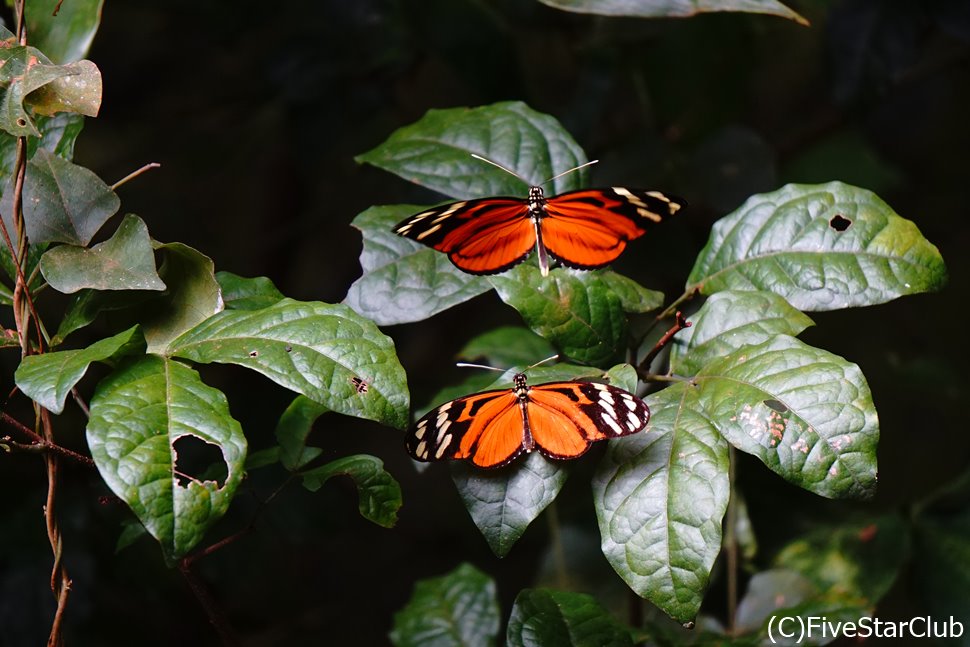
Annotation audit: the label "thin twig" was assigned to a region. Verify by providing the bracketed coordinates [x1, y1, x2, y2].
[111, 162, 161, 191]
[726, 447, 738, 634]
[178, 561, 240, 647]
[0, 413, 95, 467]
[636, 311, 691, 378]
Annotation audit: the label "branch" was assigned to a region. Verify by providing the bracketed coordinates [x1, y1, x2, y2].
[178, 561, 239, 647]
[637, 310, 691, 378]
[111, 162, 161, 191]
[0, 412, 95, 467]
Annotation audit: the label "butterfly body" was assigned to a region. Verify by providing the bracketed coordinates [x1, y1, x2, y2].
[394, 184, 684, 276]
[407, 373, 649, 469]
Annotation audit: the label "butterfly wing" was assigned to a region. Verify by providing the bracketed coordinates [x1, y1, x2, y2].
[525, 381, 650, 460]
[540, 188, 685, 270]
[406, 388, 527, 468]
[393, 198, 536, 274]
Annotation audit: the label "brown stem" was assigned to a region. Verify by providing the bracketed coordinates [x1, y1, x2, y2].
[1, 412, 95, 467]
[637, 311, 691, 378]
[178, 561, 239, 647]
[111, 162, 161, 191]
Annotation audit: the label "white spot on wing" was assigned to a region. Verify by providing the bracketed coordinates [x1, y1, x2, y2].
[601, 413, 623, 434]
[435, 435, 452, 458]
[416, 440, 427, 458]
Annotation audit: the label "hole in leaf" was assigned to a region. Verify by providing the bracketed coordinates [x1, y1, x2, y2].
[763, 398, 788, 413]
[351, 376, 368, 394]
[248, 350, 259, 358]
[16, 117, 26, 127]
[173, 435, 228, 488]
[829, 214, 852, 231]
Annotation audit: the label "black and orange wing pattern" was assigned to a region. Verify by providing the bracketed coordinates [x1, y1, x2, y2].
[393, 186, 684, 275]
[406, 374, 650, 469]
[541, 188, 685, 270]
[393, 197, 535, 275]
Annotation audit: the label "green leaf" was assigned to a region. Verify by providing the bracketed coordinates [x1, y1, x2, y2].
[244, 446, 279, 470]
[686, 182, 947, 310]
[598, 272, 665, 314]
[0, 149, 118, 245]
[275, 395, 329, 471]
[0, 28, 101, 136]
[593, 383, 730, 623]
[168, 298, 410, 430]
[0, 112, 84, 183]
[299, 454, 402, 528]
[452, 451, 569, 558]
[670, 290, 814, 375]
[734, 569, 818, 633]
[774, 514, 909, 604]
[344, 205, 491, 325]
[458, 326, 557, 369]
[86, 355, 247, 559]
[15, 325, 145, 414]
[140, 242, 223, 353]
[693, 335, 878, 499]
[216, 271, 285, 310]
[537, 0, 806, 24]
[25, 0, 105, 64]
[507, 589, 634, 647]
[390, 563, 500, 647]
[39, 214, 165, 293]
[358, 101, 589, 199]
[490, 265, 640, 366]
[52, 288, 157, 345]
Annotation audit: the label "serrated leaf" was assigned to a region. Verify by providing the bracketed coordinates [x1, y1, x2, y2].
[140, 242, 223, 353]
[490, 265, 640, 366]
[452, 451, 569, 558]
[26, 0, 105, 65]
[216, 271, 285, 310]
[390, 563, 500, 647]
[344, 205, 491, 325]
[774, 514, 909, 604]
[15, 325, 144, 414]
[168, 298, 409, 430]
[686, 182, 947, 310]
[594, 383, 730, 623]
[275, 395, 329, 471]
[358, 101, 588, 199]
[299, 454, 402, 527]
[694, 335, 878, 499]
[670, 290, 814, 375]
[507, 588, 634, 647]
[39, 214, 165, 293]
[86, 355, 247, 559]
[0, 149, 118, 245]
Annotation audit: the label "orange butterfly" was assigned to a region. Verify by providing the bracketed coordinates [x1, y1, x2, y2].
[393, 157, 684, 276]
[406, 373, 649, 469]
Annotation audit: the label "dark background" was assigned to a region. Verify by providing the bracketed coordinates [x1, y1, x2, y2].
[1, 0, 967, 644]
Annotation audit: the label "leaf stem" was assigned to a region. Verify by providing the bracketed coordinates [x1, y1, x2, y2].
[545, 499, 568, 589]
[111, 162, 161, 191]
[636, 311, 691, 379]
[178, 560, 240, 646]
[725, 446, 738, 634]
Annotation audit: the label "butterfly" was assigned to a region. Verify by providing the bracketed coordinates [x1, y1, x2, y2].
[406, 372, 650, 469]
[393, 157, 685, 276]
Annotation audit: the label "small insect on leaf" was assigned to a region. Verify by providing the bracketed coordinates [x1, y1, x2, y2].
[763, 398, 789, 413]
[351, 376, 368, 394]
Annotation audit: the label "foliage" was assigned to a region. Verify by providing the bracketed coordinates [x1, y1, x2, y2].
[1, 1, 963, 646]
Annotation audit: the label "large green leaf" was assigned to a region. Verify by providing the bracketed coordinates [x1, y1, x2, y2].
[357, 101, 588, 199]
[25, 0, 105, 64]
[139, 242, 223, 353]
[507, 589, 634, 647]
[458, 326, 557, 369]
[86, 355, 247, 559]
[39, 214, 165, 293]
[0, 149, 118, 245]
[686, 182, 947, 310]
[0, 112, 84, 184]
[390, 563, 500, 647]
[169, 298, 410, 430]
[15, 325, 145, 414]
[593, 383, 730, 623]
[299, 454, 402, 528]
[537, 0, 807, 23]
[490, 265, 646, 366]
[452, 452, 569, 558]
[693, 335, 878, 499]
[670, 290, 814, 375]
[344, 205, 491, 325]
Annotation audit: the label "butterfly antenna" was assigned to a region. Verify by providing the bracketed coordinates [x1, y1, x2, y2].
[470, 153, 529, 184]
[525, 355, 560, 371]
[540, 160, 599, 187]
[455, 362, 506, 372]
